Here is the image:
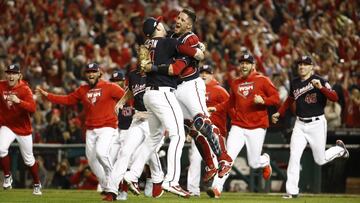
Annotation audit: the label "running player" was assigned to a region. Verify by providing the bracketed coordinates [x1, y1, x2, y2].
[0, 64, 42, 195]
[103, 67, 165, 200]
[36, 63, 124, 192]
[207, 54, 279, 198]
[271, 55, 349, 198]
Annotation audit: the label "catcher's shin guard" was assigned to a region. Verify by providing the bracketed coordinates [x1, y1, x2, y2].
[214, 127, 227, 154]
[193, 113, 222, 157]
[189, 129, 215, 169]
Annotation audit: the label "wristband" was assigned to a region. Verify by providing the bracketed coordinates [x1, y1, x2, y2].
[151, 65, 158, 72]
[157, 64, 170, 74]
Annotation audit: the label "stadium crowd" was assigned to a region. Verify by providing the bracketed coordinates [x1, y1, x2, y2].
[0, 0, 359, 189]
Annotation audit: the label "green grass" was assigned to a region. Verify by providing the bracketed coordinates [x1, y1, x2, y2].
[0, 189, 359, 203]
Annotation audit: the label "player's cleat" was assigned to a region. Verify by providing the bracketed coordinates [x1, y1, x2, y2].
[124, 180, 141, 195]
[152, 182, 164, 198]
[282, 194, 298, 199]
[262, 153, 272, 180]
[123, 174, 141, 195]
[102, 192, 117, 201]
[189, 192, 200, 197]
[206, 187, 221, 198]
[161, 183, 190, 198]
[116, 191, 128, 201]
[33, 183, 42, 195]
[3, 175, 13, 190]
[336, 140, 349, 158]
[203, 166, 217, 182]
[218, 160, 232, 178]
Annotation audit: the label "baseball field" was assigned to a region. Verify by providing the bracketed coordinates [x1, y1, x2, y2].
[0, 190, 359, 203]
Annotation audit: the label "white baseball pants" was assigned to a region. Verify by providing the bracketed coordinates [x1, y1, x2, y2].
[187, 139, 203, 195]
[126, 88, 185, 187]
[109, 129, 127, 164]
[0, 126, 35, 166]
[85, 127, 117, 190]
[175, 77, 209, 119]
[106, 118, 164, 194]
[286, 115, 346, 195]
[212, 125, 269, 191]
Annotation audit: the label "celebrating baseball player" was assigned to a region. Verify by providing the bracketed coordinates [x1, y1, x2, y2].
[121, 16, 209, 198]
[187, 64, 231, 196]
[271, 56, 349, 199]
[207, 54, 280, 198]
[0, 64, 42, 195]
[170, 8, 233, 183]
[36, 63, 124, 192]
[103, 67, 165, 200]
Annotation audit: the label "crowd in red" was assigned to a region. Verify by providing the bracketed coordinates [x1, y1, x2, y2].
[0, 0, 359, 188]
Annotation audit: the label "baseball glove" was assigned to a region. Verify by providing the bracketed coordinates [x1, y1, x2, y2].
[138, 45, 152, 73]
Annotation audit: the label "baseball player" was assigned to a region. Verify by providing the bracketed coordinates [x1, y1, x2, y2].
[36, 63, 124, 192]
[171, 8, 233, 182]
[271, 56, 349, 199]
[107, 70, 133, 201]
[122, 16, 209, 198]
[187, 64, 231, 196]
[108, 70, 133, 165]
[207, 54, 280, 198]
[103, 68, 165, 200]
[0, 64, 42, 195]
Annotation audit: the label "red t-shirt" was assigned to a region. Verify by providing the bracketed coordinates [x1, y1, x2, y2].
[47, 80, 124, 129]
[0, 80, 36, 135]
[216, 71, 280, 129]
[206, 79, 229, 137]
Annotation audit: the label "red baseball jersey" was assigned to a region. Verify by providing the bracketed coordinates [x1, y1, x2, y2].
[216, 71, 280, 129]
[178, 32, 199, 78]
[205, 79, 229, 137]
[0, 80, 36, 135]
[47, 80, 124, 129]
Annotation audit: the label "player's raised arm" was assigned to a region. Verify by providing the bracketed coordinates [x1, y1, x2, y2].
[36, 86, 81, 106]
[115, 89, 133, 115]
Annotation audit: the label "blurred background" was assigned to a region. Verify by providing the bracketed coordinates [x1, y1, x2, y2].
[0, 0, 359, 194]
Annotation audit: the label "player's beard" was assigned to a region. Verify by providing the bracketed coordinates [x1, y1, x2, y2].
[87, 77, 99, 88]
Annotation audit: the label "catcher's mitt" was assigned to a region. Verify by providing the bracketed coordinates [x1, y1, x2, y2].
[138, 45, 152, 73]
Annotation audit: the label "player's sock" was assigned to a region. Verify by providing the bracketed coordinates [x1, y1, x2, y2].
[29, 162, 40, 184]
[0, 155, 11, 176]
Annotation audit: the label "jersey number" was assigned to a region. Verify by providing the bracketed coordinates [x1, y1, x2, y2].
[304, 93, 317, 104]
